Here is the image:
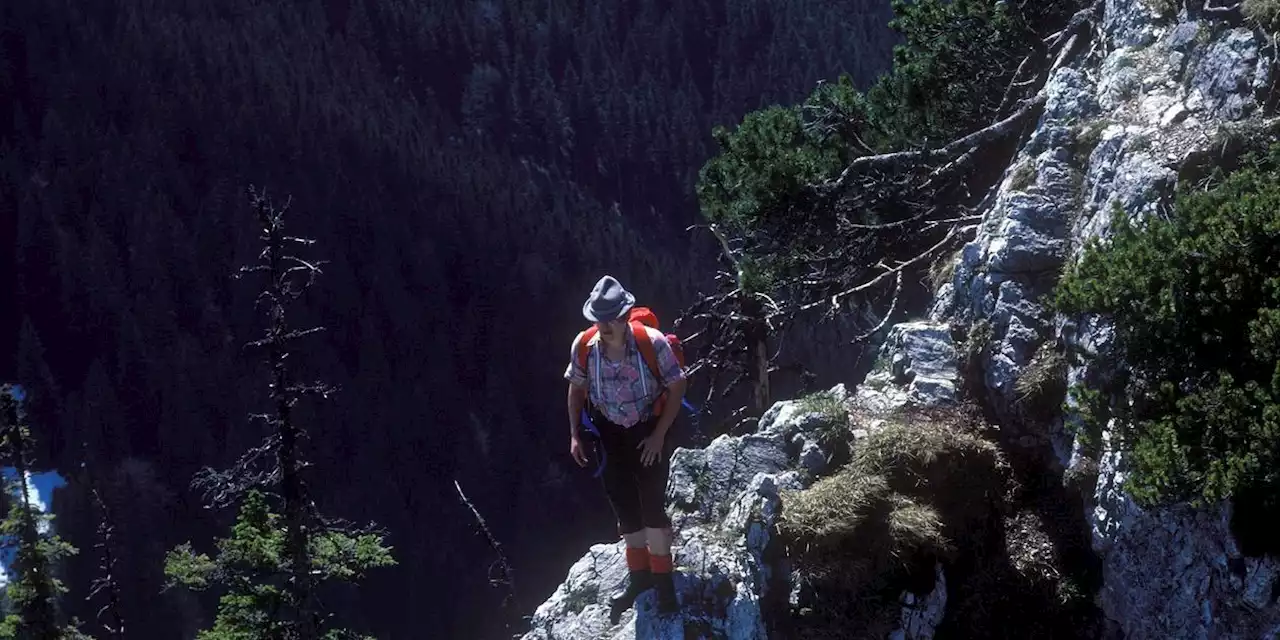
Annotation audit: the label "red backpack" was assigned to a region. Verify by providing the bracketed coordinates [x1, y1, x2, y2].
[574, 307, 686, 416]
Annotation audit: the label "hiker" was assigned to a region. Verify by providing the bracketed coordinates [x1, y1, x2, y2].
[564, 275, 688, 622]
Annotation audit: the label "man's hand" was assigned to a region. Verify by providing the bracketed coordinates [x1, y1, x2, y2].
[570, 436, 588, 467]
[637, 431, 665, 467]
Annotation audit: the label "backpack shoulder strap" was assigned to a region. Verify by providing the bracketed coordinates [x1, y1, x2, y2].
[630, 322, 663, 385]
[575, 327, 598, 372]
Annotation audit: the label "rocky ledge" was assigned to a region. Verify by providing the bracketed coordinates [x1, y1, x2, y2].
[521, 382, 948, 640]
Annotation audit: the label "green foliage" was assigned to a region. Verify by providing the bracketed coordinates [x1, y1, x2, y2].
[0, 494, 90, 640]
[1063, 384, 1107, 454]
[159, 192, 397, 639]
[1053, 143, 1280, 535]
[737, 254, 775, 296]
[694, 0, 1083, 291]
[869, 0, 1083, 145]
[866, 0, 1028, 148]
[2, 0, 899, 636]
[164, 491, 396, 640]
[696, 101, 846, 258]
[795, 389, 851, 425]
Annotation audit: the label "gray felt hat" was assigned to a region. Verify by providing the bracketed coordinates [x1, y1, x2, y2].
[582, 275, 636, 322]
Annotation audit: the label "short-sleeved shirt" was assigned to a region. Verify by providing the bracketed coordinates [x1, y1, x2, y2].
[564, 326, 686, 428]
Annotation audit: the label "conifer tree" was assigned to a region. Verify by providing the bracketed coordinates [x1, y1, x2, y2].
[0, 385, 89, 640]
[163, 187, 395, 639]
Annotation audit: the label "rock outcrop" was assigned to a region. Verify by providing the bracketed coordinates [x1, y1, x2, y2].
[521, 385, 827, 640]
[526, 0, 1280, 637]
[522, 383, 954, 640]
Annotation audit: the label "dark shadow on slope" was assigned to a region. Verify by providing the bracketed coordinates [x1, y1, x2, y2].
[935, 457, 1104, 639]
[941, 326, 1105, 639]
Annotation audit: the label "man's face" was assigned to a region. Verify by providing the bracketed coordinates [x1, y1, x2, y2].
[597, 316, 628, 342]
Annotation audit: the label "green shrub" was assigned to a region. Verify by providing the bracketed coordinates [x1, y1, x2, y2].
[695, 0, 1084, 258]
[1063, 383, 1107, 455]
[697, 103, 845, 233]
[1053, 143, 1280, 552]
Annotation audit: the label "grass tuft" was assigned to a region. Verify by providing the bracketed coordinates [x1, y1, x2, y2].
[778, 408, 1008, 639]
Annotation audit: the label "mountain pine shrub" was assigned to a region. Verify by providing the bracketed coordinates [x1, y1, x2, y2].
[1053, 142, 1280, 555]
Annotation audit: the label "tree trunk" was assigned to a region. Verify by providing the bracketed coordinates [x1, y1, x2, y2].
[741, 295, 770, 414]
[265, 214, 319, 640]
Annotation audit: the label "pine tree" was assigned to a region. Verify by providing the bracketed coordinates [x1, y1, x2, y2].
[0, 385, 90, 640]
[163, 187, 395, 639]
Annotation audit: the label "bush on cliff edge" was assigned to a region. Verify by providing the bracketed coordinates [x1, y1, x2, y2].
[1054, 142, 1280, 556]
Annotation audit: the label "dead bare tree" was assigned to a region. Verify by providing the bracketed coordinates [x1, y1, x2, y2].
[454, 480, 516, 610]
[177, 185, 394, 639]
[81, 447, 125, 640]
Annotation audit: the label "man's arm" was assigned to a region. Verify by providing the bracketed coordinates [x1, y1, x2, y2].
[653, 376, 686, 440]
[567, 382, 587, 440]
[565, 331, 590, 440]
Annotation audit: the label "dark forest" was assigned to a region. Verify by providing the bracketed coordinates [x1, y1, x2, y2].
[0, 0, 899, 637]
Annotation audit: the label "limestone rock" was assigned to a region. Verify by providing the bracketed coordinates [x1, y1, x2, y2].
[857, 322, 959, 414]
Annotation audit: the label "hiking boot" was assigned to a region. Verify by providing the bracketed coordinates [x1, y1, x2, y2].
[653, 570, 679, 615]
[609, 569, 652, 624]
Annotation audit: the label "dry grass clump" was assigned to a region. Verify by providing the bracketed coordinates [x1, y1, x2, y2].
[928, 248, 963, 292]
[794, 389, 857, 468]
[1015, 343, 1069, 423]
[777, 410, 1009, 639]
[1244, 0, 1280, 29]
[1141, 0, 1181, 19]
[781, 474, 950, 566]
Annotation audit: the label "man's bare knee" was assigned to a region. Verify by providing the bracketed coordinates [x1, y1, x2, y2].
[622, 530, 647, 548]
[645, 527, 672, 556]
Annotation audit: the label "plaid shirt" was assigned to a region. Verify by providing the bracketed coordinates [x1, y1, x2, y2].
[565, 326, 685, 428]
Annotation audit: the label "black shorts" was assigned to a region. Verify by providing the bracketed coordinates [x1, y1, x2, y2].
[588, 408, 673, 534]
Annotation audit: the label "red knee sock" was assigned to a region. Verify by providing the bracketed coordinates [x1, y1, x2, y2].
[625, 546, 651, 572]
[649, 552, 673, 574]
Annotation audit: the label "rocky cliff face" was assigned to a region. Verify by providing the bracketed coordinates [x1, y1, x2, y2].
[523, 1, 1280, 637]
[933, 0, 1280, 635]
